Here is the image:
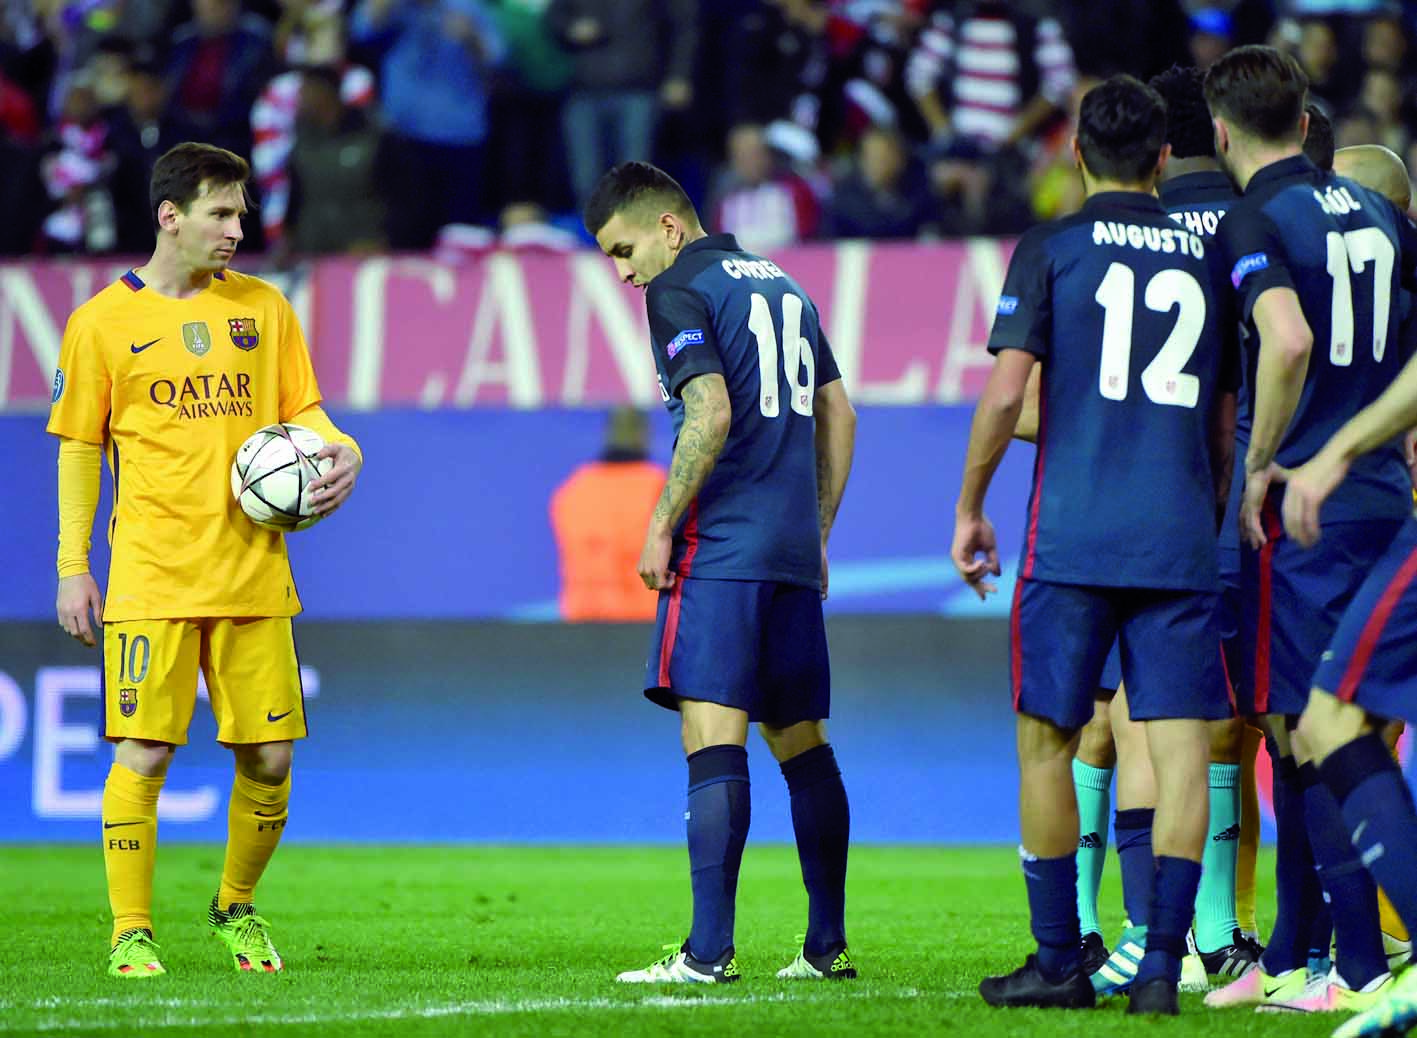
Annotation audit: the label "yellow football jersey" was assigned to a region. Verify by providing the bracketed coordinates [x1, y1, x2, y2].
[47, 268, 326, 622]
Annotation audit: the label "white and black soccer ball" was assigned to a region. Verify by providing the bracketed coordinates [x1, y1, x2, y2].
[230, 423, 333, 532]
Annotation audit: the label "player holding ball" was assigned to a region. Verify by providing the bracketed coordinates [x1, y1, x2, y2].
[48, 142, 361, 979]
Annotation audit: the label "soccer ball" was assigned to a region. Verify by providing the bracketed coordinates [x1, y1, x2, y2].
[230, 423, 333, 532]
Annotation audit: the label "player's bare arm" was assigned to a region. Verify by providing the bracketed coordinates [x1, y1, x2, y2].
[639, 373, 731, 590]
[953, 348, 1036, 599]
[55, 436, 104, 646]
[1242, 286, 1313, 547]
[1284, 347, 1417, 546]
[813, 380, 856, 599]
[1012, 365, 1042, 444]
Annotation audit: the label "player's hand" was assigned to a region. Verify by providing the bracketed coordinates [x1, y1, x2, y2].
[1240, 463, 1283, 549]
[308, 444, 361, 517]
[820, 540, 830, 601]
[951, 512, 1000, 599]
[56, 573, 103, 647]
[1281, 449, 1349, 549]
[638, 525, 675, 591]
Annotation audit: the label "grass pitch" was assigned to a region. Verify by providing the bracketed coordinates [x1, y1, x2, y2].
[4, 844, 1346, 1037]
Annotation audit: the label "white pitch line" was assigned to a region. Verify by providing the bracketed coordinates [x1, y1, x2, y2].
[7, 988, 925, 1033]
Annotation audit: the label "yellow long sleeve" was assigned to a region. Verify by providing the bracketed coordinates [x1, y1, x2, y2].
[289, 405, 361, 460]
[57, 437, 102, 577]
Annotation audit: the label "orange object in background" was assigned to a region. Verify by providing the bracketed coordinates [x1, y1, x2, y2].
[550, 408, 666, 622]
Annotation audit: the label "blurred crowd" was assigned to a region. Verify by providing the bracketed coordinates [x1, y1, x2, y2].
[2, 0, 1415, 260]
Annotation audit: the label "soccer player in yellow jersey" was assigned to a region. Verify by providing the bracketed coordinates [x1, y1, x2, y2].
[47, 143, 363, 979]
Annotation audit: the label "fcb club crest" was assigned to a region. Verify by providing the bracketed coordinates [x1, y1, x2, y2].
[119, 688, 138, 718]
[228, 317, 259, 351]
[182, 322, 212, 357]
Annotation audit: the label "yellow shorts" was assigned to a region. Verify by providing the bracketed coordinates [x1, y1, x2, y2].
[103, 617, 307, 745]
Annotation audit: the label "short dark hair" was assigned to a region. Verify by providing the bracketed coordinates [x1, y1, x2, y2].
[583, 161, 697, 237]
[1303, 102, 1335, 170]
[149, 142, 251, 231]
[1204, 44, 1309, 144]
[1076, 75, 1168, 183]
[1149, 65, 1213, 159]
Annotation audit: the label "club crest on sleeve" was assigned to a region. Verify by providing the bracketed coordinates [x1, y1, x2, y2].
[118, 688, 138, 718]
[182, 322, 213, 356]
[228, 318, 259, 351]
[667, 329, 704, 359]
[52, 368, 65, 403]
[996, 295, 1020, 315]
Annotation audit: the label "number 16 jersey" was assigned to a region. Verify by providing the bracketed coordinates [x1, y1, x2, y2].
[644, 233, 842, 589]
[988, 191, 1239, 591]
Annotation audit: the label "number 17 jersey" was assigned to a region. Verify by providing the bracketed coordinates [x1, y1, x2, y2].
[644, 233, 842, 589]
[989, 191, 1239, 591]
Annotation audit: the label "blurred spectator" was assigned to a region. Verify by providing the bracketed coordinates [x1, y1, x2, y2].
[1293, 17, 1356, 110]
[1188, 7, 1234, 69]
[484, 0, 572, 214]
[1058, 0, 1188, 80]
[905, 0, 1077, 155]
[719, 0, 813, 129]
[251, 6, 375, 251]
[105, 51, 174, 253]
[709, 122, 820, 252]
[547, 0, 696, 209]
[0, 65, 44, 254]
[351, 0, 505, 249]
[549, 407, 665, 623]
[40, 73, 114, 252]
[166, 0, 275, 158]
[1360, 66, 1409, 155]
[286, 65, 386, 255]
[498, 201, 579, 250]
[1337, 106, 1380, 149]
[823, 124, 932, 238]
[1363, 11, 1410, 73]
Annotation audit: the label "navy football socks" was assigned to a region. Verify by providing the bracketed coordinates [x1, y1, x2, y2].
[1262, 753, 1323, 974]
[781, 743, 850, 958]
[1022, 850, 1082, 982]
[1300, 761, 1387, 989]
[1323, 734, 1417, 954]
[685, 744, 751, 963]
[1135, 856, 1201, 986]
[1115, 808, 1155, 928]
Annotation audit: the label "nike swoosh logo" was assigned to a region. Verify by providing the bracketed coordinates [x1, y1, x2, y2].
[130, 338, 161, 353]
[103, 820, 143, 829]
[266, 709, 293, 722]
[253, 809, 283, 818]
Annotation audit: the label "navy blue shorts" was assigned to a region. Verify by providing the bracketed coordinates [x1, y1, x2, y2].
[1099, 557, 1243, 704]
[1237, 505, 1405, 717]
[1313, 517, 1417, 724]
[644, 577, 830, 726]
[1012, 577, 1231, 731]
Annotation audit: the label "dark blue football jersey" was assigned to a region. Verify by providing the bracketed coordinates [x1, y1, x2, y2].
[1218, 154, 1417, 523]
[1162, 170, 1246, 556]
[989, 191, 1239, 590]
[644, 234, 842, 587]
[1161, 169, 1235, 240]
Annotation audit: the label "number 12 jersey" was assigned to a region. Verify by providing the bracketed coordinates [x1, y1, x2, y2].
[989, 191, 1240, 591]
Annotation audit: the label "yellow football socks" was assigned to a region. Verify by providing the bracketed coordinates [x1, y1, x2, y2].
[102, 763, 164, 945]
[217, 771, 290, 908]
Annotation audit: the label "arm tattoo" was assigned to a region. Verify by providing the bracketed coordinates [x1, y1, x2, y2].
[652, 376, 730, 529]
